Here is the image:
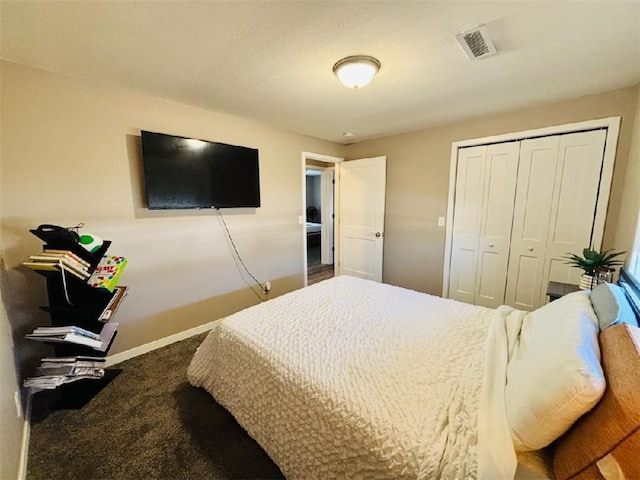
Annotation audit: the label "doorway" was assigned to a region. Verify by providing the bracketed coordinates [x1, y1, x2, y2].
[302, 152, 343, 286]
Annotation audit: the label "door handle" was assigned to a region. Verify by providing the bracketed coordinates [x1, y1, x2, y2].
[489, 243, 494, 248]
[375, 232, 383, 238]
[528, 246, 534, 252]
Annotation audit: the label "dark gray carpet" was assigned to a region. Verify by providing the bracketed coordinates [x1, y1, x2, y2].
[27, 334, 284, 480]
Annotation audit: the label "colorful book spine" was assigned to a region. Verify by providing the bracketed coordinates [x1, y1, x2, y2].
[88, 255, 127, 292]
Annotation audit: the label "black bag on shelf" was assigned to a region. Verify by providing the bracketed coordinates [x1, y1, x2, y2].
[31, 224, 80, 247]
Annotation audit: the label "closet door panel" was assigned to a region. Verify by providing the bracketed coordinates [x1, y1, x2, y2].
[509, 255, 540, 307]
[449, 146, 485, 303]
[540, 130, 607, 301]
[475, 142, 519, 308]
[505, 136, 560, 310]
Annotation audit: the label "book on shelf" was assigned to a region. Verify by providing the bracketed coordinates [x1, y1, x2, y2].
[28, 253, 90, 278]
[30, 253, 88, 271]
[26, 322, 118, 352]
[42, 249, 91, 268]
[88, 255, 127, 292]
[99, 285, 129, 321]
[22, 261, 59, 272]
[26, 331, 103, 349]
[40, 360, 104, 368]
[24, 358, 105, 390]
[41, 355, 106, 363]
[22, 260, 89, 281]
[29, 325, 101, 340]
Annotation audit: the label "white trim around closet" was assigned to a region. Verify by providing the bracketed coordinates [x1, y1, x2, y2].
[442, 116, 621, 298]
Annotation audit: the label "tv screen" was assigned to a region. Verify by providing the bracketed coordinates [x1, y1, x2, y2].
[141, 130, 260, 209]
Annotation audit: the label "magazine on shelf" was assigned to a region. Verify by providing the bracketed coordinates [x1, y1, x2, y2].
[26, 322, 118, 351]
[26, 331, 103, 349]
[24, 360, 105, 390]
[29, 325, 101, 340]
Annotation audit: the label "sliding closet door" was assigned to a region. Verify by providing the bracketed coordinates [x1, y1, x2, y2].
[449, 146, 485, 304]
[449, 142, 519, 306]
[505, 136, 560, 310]
[539, 130, 607, 304]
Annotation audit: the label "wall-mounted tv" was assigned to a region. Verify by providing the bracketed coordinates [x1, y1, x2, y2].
[141, 130, 260, 209]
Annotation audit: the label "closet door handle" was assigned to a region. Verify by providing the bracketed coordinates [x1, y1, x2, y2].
[489, 243, 495, 248]
[528, 246, 534, 252]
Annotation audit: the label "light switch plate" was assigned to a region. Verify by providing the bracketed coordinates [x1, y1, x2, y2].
[438, 216, 445, 227]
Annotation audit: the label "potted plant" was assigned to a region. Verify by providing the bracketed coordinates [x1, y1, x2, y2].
[563, 247, 626, 289]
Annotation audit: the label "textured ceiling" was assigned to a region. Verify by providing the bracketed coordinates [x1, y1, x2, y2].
[2, 1, 639, 144]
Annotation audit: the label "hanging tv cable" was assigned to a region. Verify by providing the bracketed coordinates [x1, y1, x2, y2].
[215, 208, 267, 302]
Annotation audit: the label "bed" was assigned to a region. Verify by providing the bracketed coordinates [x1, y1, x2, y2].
[306, 222, 321, 248]
[188, 274, 640, 479]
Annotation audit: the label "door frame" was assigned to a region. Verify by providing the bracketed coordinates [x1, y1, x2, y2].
[442, 116, 621, 297]
[302, 152, 344, 286]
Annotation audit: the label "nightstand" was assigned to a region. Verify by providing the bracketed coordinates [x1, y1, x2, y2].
[547, 281, 581, 302]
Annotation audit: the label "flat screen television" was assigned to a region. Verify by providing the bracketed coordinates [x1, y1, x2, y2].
[141, 130, 260, 209]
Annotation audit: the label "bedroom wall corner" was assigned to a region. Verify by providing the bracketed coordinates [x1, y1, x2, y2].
[345, 85, 640, 296]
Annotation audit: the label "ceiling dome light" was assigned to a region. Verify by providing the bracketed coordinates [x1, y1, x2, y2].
[332, 55, 381, 89]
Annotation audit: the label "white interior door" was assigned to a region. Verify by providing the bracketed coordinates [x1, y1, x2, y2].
[338, 156, 386, 282]
[474, 142, 519, 308]
[539, 130, 607, 304]
[505, 136, 560, 310]
[449, 143, 519, 307]
[449, 146, 486, 303]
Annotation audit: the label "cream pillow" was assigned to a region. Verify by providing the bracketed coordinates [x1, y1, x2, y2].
[505, 291, 605, 451]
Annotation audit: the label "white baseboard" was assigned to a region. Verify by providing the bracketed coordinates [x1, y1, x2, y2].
[104, 320, 218, 367]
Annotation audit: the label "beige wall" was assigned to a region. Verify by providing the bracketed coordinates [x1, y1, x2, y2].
[346, 85, 640, 295]
[614, 88, 640, 263]
[0, 61, 343, 363]
[0, 63, 342, 475]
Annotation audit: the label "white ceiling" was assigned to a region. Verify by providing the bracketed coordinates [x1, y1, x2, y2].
[2, 1, 639, 144]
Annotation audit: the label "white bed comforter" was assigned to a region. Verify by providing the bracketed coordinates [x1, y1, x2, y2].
[188, 276, 519, 479]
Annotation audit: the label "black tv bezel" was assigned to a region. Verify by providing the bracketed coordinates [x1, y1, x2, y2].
[141, 130, 261, 210]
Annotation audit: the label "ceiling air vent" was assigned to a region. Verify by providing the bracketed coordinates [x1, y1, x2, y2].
[455, 24, 497, 60]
